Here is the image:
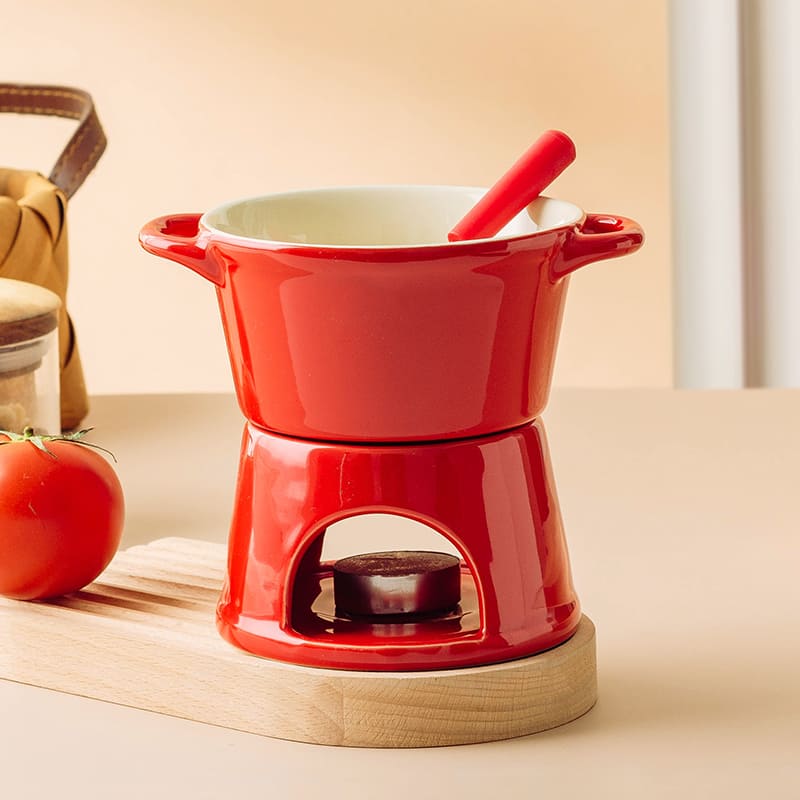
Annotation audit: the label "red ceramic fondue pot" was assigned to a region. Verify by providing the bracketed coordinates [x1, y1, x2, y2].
[140, 186, 643, 442]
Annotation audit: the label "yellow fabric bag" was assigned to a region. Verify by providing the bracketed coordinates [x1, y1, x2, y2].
[0, 84, 106, 430]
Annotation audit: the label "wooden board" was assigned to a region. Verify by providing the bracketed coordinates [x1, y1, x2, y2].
[0, 538, 597, 747]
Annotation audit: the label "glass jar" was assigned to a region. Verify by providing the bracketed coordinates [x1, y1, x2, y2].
[0, 278, 61, 434]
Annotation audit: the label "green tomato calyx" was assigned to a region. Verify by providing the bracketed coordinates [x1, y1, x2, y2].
[0, 427, 117, 462]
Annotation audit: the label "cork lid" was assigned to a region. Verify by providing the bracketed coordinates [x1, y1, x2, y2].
[0, 278, 61, 346]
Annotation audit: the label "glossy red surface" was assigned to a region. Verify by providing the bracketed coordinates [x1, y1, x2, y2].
[216, 419, 580, 671]
[448, 130, 576, 241]
[140, 208, 643, 442]
[139, 190, 643, 671]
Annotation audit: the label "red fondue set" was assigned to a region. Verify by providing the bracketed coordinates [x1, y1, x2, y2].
[140, 185, 643, 674]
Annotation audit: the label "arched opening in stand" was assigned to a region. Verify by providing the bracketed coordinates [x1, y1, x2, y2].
[289, 513, 480, 639]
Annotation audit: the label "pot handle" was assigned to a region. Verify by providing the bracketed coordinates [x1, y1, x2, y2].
[553, 213, 644, 280]
[138, 214, 224, 286]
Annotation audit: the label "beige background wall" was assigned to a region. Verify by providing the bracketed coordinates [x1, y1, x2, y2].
[3, 0, 670, 395]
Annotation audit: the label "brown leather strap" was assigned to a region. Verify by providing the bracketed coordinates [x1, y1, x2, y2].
[0, 83, 106, 199]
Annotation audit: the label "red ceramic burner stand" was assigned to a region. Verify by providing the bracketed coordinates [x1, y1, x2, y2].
[217, 419, 580, 672]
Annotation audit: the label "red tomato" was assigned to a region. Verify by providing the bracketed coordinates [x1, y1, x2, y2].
[0, 429, 124, 600]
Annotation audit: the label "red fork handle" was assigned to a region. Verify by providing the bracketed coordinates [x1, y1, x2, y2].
[553, 213, 644, 280]
[138, 213, 223, 286]
[448, 130, 576, 242]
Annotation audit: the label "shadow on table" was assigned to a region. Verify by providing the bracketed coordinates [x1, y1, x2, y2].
[528, 653, 797, 744]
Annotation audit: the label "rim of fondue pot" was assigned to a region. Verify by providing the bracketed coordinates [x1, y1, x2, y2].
[199, 186, 582, 249]
[140, 186, 643, 442]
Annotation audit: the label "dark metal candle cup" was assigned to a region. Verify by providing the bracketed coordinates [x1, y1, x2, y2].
[333, 551, 461, 619]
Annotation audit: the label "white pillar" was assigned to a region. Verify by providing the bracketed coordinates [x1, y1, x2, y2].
[670, 0, 745, 387]
[742, 0, 800, 386]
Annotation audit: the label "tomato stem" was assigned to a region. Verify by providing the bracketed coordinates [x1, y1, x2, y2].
[0, 427, 117, 462]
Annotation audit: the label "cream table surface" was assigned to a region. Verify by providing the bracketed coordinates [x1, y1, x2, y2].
[1, 389, 799, 799]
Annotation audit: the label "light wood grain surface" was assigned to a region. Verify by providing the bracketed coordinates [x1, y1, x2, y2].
[0, 538, 597, 747]
[1, 390, 799, 798]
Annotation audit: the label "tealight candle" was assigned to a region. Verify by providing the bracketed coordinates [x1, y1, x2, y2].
[333, 550, 461, 618]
